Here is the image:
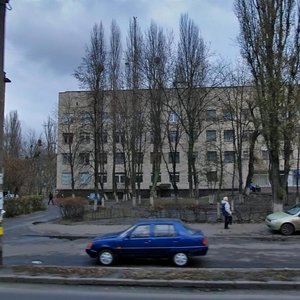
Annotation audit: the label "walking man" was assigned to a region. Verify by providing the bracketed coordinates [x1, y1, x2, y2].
[221, 196, 232, 229]
[48, 191, 54, 205]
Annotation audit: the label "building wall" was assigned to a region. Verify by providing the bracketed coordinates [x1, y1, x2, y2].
[56, 88, 300, 196]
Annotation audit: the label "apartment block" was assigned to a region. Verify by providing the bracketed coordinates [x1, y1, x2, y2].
[56, 88, 300, 198]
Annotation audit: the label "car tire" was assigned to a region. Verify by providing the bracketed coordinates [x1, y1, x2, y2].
[173, 252, 189, 267]
[280, 223, 294, 236]
[98, 249, 114, 266]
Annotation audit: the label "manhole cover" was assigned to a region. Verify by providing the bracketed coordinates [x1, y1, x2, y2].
[31, 260, 43, 264]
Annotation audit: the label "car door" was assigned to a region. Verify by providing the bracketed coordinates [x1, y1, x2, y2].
[120, 224, 152, 258]
[150, 223, 180, 257]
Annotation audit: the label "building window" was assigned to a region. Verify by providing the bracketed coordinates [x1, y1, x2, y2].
[63, 133, 73, 144]
[62, 153, 72, 165]
[224, 130, 234, 142]
[136, 173, 143, 183]
[79, 152, 90, 165]
[151, 152, 161, 164]
[168, 111, 178, 124]
[192, 151, 198, 162]
[99, 152, 108, 164]
[262, 150, 269, 160]
[242, 109, 250, 119]
[207, 151, 217, 162]
[169, 172, 180, 183]
[206, 110, 217, 121]
[116, 132, 125, 144]
[80, 172, 90, 185]
[79, 132, 90, 144]
[115, 172, 126, 183]
[242, 130, 254, 141]
[243, 150, 249, 159]
[150, 131, 154, 144]
[101, 111, 110, 122]
[169, 130, 178, 143]
[224, 151, 235, 163]
[135, 152, 144, 164]
[116, 152, 125, 164]
[102, 131, 108, 143]
[207, 171, 218, 182]
[169, 152, 180, 164]
[98, 172, 107, 184]
[223, 111, 235, 121]
[206, 130, 216, 142]
[61, 172, 71, 185]
[62, 112, 74, 124]
[151, 173, 161, 183]
[81, 111, 92, 124]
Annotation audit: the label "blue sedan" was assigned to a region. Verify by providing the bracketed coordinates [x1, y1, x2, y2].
[86, 218, 208, 267]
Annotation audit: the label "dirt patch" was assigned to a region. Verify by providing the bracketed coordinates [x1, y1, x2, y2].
[10, 266, 300, 282]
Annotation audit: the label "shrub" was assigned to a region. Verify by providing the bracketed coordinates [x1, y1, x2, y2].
[56, 197, 88, 221]
[4, 195, 45, 217]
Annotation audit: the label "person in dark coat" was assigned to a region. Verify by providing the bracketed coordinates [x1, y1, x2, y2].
[48, 192, 54, 205]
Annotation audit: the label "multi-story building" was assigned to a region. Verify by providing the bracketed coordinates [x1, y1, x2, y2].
[56, 88, 300, 199]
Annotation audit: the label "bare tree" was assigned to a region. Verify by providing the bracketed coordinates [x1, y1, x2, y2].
[42, 117, 57, 194]
[124, 17, 145, 206]
[108, 20, 122, 202]
[3, 111, 24, 195]
[74, 22, 107, 207]
[222, 66, 259, 202]
[234, 0, 300, 211]
[4, 110, 22, 157]
[143, 21, 173, 205]
[173, 13, 223, 198]
[162, 105, 184, 201]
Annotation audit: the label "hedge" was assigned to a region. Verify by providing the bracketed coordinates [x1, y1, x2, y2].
[4, 195, 46, 217]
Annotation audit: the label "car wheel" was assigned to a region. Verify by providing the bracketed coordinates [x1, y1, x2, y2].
[280, 223, 294, 236]
[173, 252, 189, 267]
[98, 249, 114, 266]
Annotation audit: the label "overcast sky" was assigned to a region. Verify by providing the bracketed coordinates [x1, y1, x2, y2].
[5, 0, 240, 136]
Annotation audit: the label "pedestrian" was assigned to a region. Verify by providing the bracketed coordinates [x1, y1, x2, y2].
[48, 191, 54, 205]
[221, 196, 232, 229]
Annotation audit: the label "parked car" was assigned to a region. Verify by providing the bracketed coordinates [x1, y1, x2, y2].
[86, 218, 208, 267]
[86, 192, 102, 205]
[265, 204, 300, 235]
[4, 192, 15, 200]
[249, 183, 261, 193]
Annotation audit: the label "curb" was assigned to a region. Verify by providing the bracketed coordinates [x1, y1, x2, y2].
[0, 275, 300, 290]
[1, 266, 300, 289]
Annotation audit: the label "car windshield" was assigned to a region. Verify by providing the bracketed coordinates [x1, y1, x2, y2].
[286, 206, 300, 215]
[119, 225, 135, 238]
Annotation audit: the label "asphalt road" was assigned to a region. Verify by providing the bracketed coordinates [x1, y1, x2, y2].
[2, 206, 300, 268]
[1, 283, 300, 300]
[3, 236, 300, 268]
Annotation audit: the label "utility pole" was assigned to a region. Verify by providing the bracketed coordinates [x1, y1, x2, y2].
[0, 0, 9, 266]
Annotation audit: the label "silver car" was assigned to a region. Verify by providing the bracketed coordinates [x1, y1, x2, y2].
[266, 204, 300, 235]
